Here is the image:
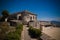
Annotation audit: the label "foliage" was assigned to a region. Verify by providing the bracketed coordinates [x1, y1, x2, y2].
[0, 22, 9, 33]
[15, 24, 23, 35]
[28, 26, 42, 38]
[5, 32, 20, 40]
[0, 17, 5, 22]
[5, 24, 23, 40]
[0, 22, 10, 40]
[0, 22, 23, 40]
[16, 24, 23, 31]
[0, 10, 10, 22]
[2, 10, 9, 18]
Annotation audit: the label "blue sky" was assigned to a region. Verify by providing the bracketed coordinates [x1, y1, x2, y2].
[0, 0, 60, 21]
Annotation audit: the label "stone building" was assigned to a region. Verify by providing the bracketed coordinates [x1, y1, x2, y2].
[7, 10, 37, 23]
[28, 21, 40, 29]
[5, 10, 40, 29]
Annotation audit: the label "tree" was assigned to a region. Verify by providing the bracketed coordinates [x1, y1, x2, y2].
[0, 10, 10, 21]
[2, 10, 9, 18]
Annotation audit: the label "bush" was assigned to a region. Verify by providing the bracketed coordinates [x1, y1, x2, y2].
[28, 26, 42, 38]
[0, 22, 10, 40]
[0, 22, 10, 33]
[16, 24, 23, 34]
[5, 24, 23, 40]
[16, 24, 23, 31]
[5, 32, 20, 40]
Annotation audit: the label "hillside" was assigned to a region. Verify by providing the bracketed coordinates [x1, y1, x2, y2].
[51, 21, 60, 27]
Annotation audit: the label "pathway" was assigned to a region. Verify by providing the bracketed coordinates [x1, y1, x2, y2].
[21, 25, 37, 40]
[21, 25, 56, 40]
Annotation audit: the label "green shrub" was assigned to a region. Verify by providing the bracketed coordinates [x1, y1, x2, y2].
[16, 24, 23, 31]
[28, 26, 42, 38]
[16, 24, 23, 34]
[0, 22, 10, 33]
[5, 24, 23, 40]
[5, 32, 20, 40]
[0, 22, 10, 40]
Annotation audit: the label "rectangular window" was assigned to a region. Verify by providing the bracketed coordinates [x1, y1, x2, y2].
[19, 16, 22, 20]
[30, 17, 32, 20]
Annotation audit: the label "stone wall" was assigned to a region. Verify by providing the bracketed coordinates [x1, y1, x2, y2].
[29, 21, 40, 29]
[22, 13, 37, 23]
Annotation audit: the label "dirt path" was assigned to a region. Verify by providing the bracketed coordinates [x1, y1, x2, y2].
[21, 25, 37, 40]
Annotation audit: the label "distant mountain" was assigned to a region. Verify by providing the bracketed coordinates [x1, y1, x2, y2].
[51, 21, 60, 27]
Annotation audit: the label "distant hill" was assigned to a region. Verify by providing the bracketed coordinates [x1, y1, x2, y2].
[51, 21, 60, 27]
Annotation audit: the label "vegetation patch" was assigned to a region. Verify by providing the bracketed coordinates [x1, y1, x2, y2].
[0, 22, 23, 40]
[5, 24, 23, 40]
[28, 26, 42, 38]
[0, 22, 10, 40]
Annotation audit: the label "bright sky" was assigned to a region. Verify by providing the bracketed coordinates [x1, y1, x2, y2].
[0, 0, 60, 21]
